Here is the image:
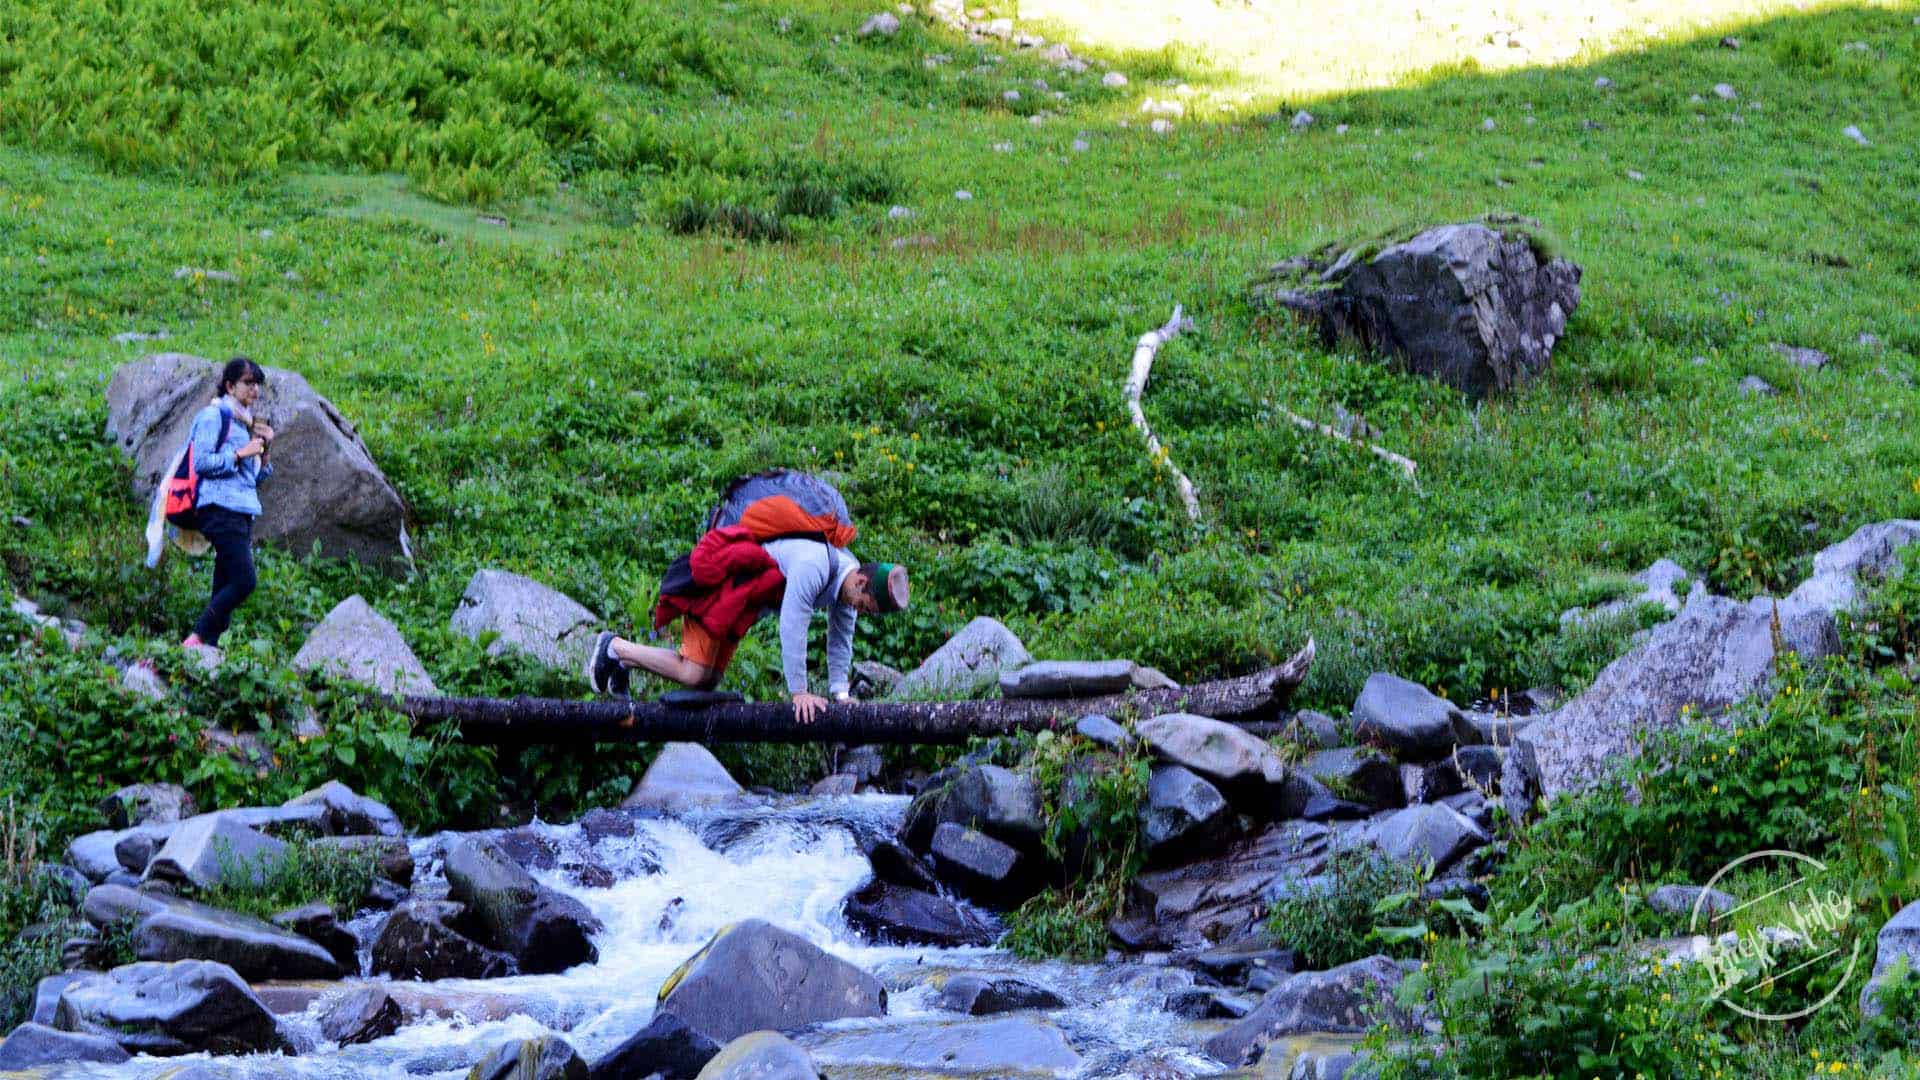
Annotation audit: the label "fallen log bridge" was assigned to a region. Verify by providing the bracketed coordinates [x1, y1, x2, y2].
[401, 641, 1314, 746]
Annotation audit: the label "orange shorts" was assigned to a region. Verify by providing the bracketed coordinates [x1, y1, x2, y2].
[678, 620, 741, 676]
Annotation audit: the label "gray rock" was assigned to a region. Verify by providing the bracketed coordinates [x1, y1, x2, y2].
[865, 836, 938, 891]
[1367, 804, 1488, 874]
[1137, 712, 1290, 792]
[1204, 955, 1408, 1066]
[1304, 748, 1404, 810]
[146, 813, 287, 891]
[901, 763, 1044, 849]
[857, 11, 901, 36]
[1166, 987, 1254, 1019]
[696, 1031, 817, 1080]
[1784, 521, 1920, 617]
[843, 881, 999, 947]
[318, 985, 402, 1046]
[999, 659, 1134, 698]
[1399, 760, 1463, 805]
[1452, 745, 1504, 792]
[1739, 374, 1778, 397]
[309, 832, 415, 885]
[272, 902, 358, 971]
[70, 827, 164, 882]
[936, 973, 1066, 1014]
[1713, 82, 1737, 100]
[1298, 773, 1372, 821]
[287, 779, 404, 837]
[1843, 125, 1870, 146]
[810, 1016, 1078, 1075]
[1648, 884, 1737, 920]
[896, 617, 1032, 698]
[1438, 791, 1494, 831]
[1450, 710, 1533, 747]
[105, 354, 411, 565]
[930, 823, 1030, 906]
[851, 660, 904, 700]
[98, 783, 195, 831]
[470, 1035, 588, 1080]
[1770, 343, 1830, 369]
[1594, 76, 1613, 89]
[293, 595, 438, 696]
[589, 1010, 721, 1080]
[1560, 559, 1691, 628]
[1511, 586, 1846, 805]
[370, 900, 517, 980]
[1291, 110, 1315, 130]
[1290, 710, 1343, 749]
[131, 895, 346, 980]
[810, 774, 857, 796]
[1103, 71, 1128, 87]
[0, 1023, 131, 1068]
[1351, 673, 1460, 758]
[54, 960, 290, 1056]
[1253, 220, 1582, 398]
[1862, 901, 1920, 1016]
[121, 662, 168, 701]
[1183, 937, 1299, 986]
[445, 837, 601, 973]
[658, 919, 886, 1044]
[32, 973, 87, 1026]
[622, 743, 749, 813]
[1075, 713, 1133, 751]
[115, 832, 157, 875]
[1143, 765, 1233, 855]
[451, 570, 598, 672]
[1122, 821, 1340, 949]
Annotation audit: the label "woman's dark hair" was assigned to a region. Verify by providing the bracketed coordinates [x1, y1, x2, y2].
[218, 356, 265, 395]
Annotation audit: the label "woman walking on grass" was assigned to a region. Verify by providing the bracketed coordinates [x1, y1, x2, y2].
[179, 357, 276, 650]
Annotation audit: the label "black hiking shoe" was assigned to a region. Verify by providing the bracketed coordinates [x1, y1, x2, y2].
[587, 631, 630, 698]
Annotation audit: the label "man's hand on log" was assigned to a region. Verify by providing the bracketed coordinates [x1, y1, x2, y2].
[792, 692, 828, 725]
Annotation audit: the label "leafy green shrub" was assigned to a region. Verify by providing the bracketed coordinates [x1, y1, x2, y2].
[1769, 32, 1836, 73]
[1007, 464, 1126, 549]
[1518, 604, 1661, 696]
[1267, 845, 1429, 968]
[0, 803, 82, 1029]
[203, 837, 380, 920]
[1860, 959, 1920, 1062]
[1003, 728, 1150, 959]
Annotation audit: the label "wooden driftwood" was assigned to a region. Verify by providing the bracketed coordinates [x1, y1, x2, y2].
[1126, 305, 1202, 522]
[401, 640, 1314, 746]
[1280, 407, 1420, 486]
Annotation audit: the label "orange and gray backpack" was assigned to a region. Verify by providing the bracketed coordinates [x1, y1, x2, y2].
[162, 406, 232, 531]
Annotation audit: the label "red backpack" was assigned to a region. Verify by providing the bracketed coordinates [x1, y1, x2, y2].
[162, 406, 232, 531]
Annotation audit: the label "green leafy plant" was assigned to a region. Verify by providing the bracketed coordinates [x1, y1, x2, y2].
[1267, 845, 1431, 968]
[202, 837, 381, 921]
[1003, 728, 1150, 959]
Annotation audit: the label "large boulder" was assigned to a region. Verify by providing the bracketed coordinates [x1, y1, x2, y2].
[54, 960, 291, 1056]
[622, 743, 749, 813]
[1560, 559, 1691, 628]
[287, 780, 404, 837]
[1511, 589, 1838, 807]
[469, 1035, 589, 1080]
[451, 569, 599, 672]
[370, 900, 517, 981]
[105, 353, 411, 565]
[1204, 955, 1409, 1066]
[656, 919, 886, 1043]
[1136, 713, 1290, 800]
[145, 813, 287, 891]
[1365, 804, 1489, 875]
[900, 763, 1044, 850]
[1350, 673, 1460, 759]
[1785, 521, 1920, 615]
[83, 884, 344, 980]
[1117, 821, 1344, 950]
[842, 881, 1000, 948]
[809, 1016, 1079, 1075]
[929, 823, 1032, 907]
[695, 1031, 818, 1080]
[587, 1010, 722, 1080]
[1252, 219, 1583, 398]
[896, 617, 1032, 698]
[1303, 748, 1404, 811]
[1142, 765, 1234, 857]
[293, 595, 438, 695]
[444, 837, 601, 973]
[1861, 900, 1920, 1016]
[0, 1023, 131, 1068]
[98, 783, 196, 829]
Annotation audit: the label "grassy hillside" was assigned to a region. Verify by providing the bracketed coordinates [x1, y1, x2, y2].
[1, 0, 1917, 795]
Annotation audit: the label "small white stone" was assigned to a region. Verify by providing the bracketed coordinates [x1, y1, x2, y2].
[1842, 41, 1869, 53]
[1594, 76, 1612, 89]
[1150, 118, 1173, 134]
[1713, 83, 1736, 100]
[1335, 124, 1349, 135]
[1481, 117, 1496, 131]
[857, 11, 900, 36]
[1291, 110, 1315, 130]
[1003, 89, 1021, 103]
[1032, 78, 1049, 91]
[887, 205, 914, 220]
[954, 189, 972, 201]
[777, 16, 791, 32]
[923, 53, 952, 67]
[1028, 113, 1046, 125]
[1843, 124, 1870, 146]
[991, 141, 1013, 152]
[1071, 138, 1090, 152]
[1102, 71, 1128, 88]
[1174, 83, 1195, 97]
[1627, 169, 1645, 181]
[1523, 116, 1536, 125]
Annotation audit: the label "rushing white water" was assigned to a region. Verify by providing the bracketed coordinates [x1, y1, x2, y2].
[41, 796, 1228, 1079]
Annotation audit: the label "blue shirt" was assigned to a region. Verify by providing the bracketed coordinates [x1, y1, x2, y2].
[189, 401, 271, 517]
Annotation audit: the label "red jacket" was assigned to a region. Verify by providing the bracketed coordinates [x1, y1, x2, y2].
[652, 525, 786, 641]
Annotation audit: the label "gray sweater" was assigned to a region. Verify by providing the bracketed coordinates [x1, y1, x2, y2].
[762, 539, 859, 696]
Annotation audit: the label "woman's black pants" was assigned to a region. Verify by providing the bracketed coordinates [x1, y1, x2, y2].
[191, 506, 257, 646]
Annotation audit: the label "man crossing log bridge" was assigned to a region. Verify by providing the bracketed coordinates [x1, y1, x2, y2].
[585, 469, 910, 724]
